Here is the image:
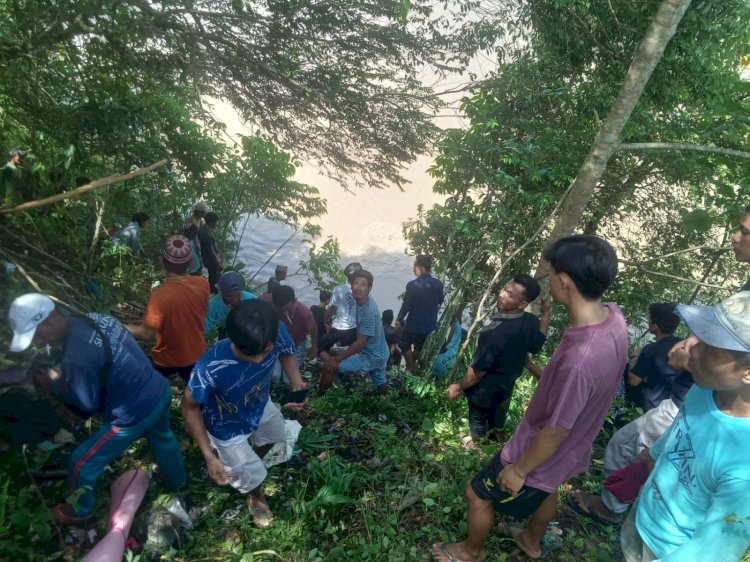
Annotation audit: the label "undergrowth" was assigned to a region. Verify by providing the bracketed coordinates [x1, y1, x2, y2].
[2, 369, 749, 561]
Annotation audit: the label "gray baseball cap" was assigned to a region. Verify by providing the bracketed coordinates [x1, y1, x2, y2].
[676, 291, 750, 353]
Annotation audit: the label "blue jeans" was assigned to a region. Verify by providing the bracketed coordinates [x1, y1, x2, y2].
[339, 354, 387, 387]
[66, 388, 186, 516]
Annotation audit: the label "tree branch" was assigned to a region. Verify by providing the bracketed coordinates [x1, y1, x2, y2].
[0, 159, 168, 214]
[618, 142, 750, 160]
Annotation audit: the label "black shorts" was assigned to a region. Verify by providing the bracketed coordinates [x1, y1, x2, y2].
[153, 362, 194, 384]
[398, 330, 429, 352]
[470, 453, 550, 519]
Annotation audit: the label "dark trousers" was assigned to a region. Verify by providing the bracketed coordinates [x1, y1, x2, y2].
[467, 391, 512, 440]
[208, 268, 221, 294]
[318, 327, 358, 354]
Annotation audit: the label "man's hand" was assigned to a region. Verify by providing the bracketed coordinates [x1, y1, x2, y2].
[282, 398, 308, 413]
[32, 367, 62, 396]
[497, 463, 526, 497]
[395, 320, 403, 331]
[290, 380, 308, 393]
[540, 296, 550, 316]
[206, 456, 230, 486]
[447, 383, 462, 400]
[668, 336, 697, 371]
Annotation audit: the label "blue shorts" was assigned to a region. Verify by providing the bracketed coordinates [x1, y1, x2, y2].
[339, 354, 387, 387]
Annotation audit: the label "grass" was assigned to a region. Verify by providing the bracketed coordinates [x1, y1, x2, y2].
[2, 367, 749, 561]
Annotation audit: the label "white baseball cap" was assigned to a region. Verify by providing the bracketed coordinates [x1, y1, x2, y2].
[8, 293, 55, 352]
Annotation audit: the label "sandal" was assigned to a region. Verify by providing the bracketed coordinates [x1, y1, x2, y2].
[566, 490, 623, 526]
[496, 522, 548, 560]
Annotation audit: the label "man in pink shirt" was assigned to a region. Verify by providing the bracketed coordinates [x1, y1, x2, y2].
[432, 235, 628, 562]
[261, 285, 317, 370]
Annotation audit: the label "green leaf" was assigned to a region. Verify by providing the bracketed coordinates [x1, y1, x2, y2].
[421, 417, 434, 432]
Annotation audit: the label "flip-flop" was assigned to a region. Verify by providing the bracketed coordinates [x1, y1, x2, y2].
[496, 523, 548, 560]
[247, 500, 273, 528]
[566, 490, 622, 526]
[431, 542, 486, 562]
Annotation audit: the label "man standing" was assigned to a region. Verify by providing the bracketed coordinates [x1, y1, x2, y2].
[199, 212, 222, 292]
[126, 235, 209, 382]
[431, 235, 626, 562]
[447, 274, 549, 447]
[182, 300, 306, 528]
[568, 303, 692, 526]
[1, 148, 25, 207]
[8, 293, 186, 525]
[267, 265, 287, 294]
[622, 292, 750, 562]
[111, 212, 150, 258]
[319, 270, 389, 396]
[318, 262, 362, 354]
[397, 255, 444, 371]
[261, 286, 317, 366]
[204, 271, 257, 340]
[731, 203, 750, 291]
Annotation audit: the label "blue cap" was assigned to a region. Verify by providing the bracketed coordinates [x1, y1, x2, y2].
[217, 271, 244, 294]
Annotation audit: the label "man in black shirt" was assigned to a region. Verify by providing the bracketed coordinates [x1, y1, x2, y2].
[628, 303, 689, 411]
[382, 309, 401, 368]
[199, 212, 222, 293]
[447, 274, 549, 446]
[310, 290, 332, 341]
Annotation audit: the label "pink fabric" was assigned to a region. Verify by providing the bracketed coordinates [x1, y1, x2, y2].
[501, 304, 628, 493]
[83, 469, 149, 562]
[604, 461, 650, 503]
[260, 294, 316, 345]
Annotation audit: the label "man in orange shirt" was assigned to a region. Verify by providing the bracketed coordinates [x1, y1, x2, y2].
[127, 234, 209, 382]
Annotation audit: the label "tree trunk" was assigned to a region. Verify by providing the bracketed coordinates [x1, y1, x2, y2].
[533, 0, 692, 280]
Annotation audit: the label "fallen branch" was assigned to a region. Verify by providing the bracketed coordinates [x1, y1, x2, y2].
[0, 159, 168, 214]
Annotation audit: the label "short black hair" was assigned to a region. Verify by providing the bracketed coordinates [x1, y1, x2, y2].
[510, 273, 541, 302]
[344, 262, 362, 282]
[648, 303, 680, 334]
[351, 269, 374, 288]
[132, 212, 150, 226]
[382, 309, 394, 324]
[204, 212, 219, 226]
[272, 285, 296, 308]
[180, 223, 198, 239]
[319, 290, 332, 302]
[9, 148, 24, 158]
[543, 235, 618, 300]
[226, 300, 279, 356]
[415, 254, 432, 272]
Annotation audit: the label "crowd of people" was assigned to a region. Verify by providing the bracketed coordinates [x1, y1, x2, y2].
[4, 200, 750, 561]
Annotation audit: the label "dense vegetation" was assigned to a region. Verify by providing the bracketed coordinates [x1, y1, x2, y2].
[1, 0, 749, 560]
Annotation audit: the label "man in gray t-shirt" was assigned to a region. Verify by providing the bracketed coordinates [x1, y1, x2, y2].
[317, 262, 362, 355]
[318, 269, 389, 396]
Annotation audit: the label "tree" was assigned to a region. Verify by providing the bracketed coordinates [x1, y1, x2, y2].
[0, 0, 498, 189]
[406, 0, 750, 373]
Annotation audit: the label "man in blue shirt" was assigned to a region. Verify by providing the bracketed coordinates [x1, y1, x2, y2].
[397, 255, 444, 371]
[204, 271, 257, 339]
[182, 300, 306, 528]
[319, 270, 389, 396]
[621, 291, 750, 562]
[7, 293, 186, 526]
